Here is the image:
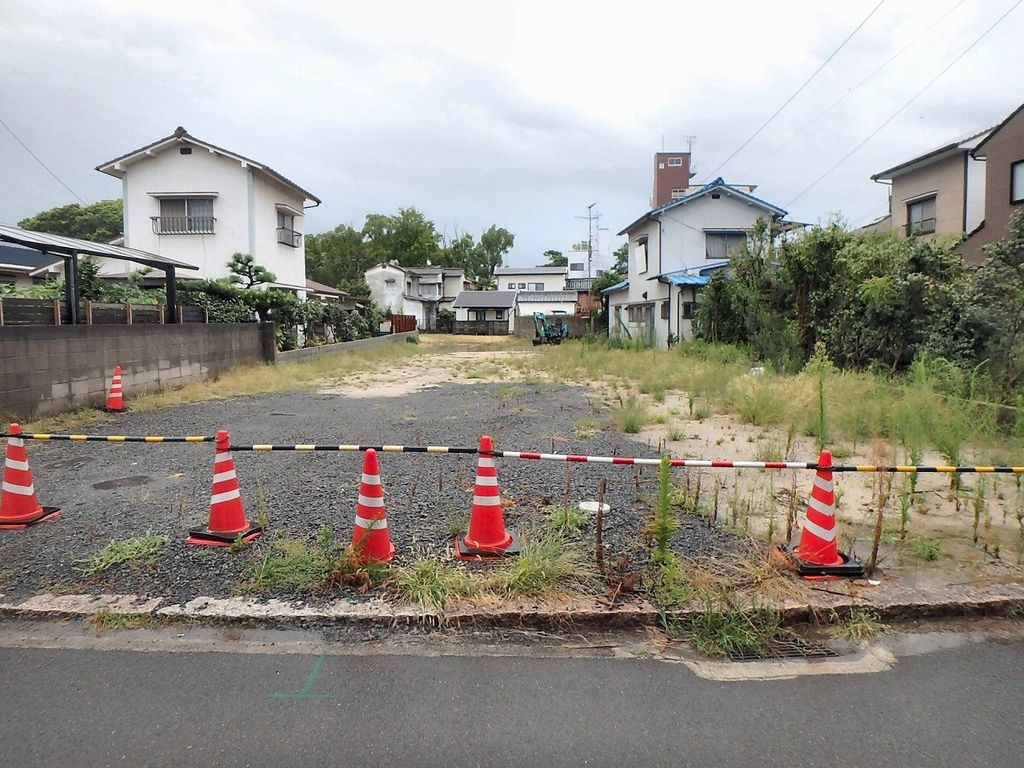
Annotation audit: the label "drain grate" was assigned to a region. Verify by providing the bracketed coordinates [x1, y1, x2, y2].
[727, 638, 838, 662]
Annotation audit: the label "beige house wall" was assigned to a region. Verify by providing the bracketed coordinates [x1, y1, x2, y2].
[890, 153, 966, 238]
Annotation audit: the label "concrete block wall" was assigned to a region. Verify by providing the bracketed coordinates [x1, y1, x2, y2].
[0, 324, 274, 421]
[513, 316, 593, 339]
[276, 330, 419, 364]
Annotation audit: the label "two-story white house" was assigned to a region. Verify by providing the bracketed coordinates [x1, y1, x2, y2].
[492, 265, 578, 316]
[94, 126, 320, 293]
[604, 177, 787, 349]
[364, 262, 473, 330]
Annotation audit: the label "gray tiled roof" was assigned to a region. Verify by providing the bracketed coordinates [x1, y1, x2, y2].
[493, 266, 568, 275]
[452, 290, 517, 309]
[517, 291, 577, 302]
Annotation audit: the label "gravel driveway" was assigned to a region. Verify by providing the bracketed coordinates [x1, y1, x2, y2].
[0, 381, 736, 604]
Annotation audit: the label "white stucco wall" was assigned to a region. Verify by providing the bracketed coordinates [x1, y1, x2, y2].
[517, 299, 576, 315]
[251, 173, 307, 290]
[495, 269, 567, 291]
[365, 264, 407, 314]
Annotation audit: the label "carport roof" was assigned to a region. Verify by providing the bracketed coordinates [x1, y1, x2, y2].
[0, 224, 199, 271]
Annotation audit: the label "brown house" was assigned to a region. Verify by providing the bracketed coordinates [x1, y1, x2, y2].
[958, 102, 1024, 264]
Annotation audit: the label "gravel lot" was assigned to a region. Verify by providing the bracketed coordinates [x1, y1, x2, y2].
[0, 381, 737, 605]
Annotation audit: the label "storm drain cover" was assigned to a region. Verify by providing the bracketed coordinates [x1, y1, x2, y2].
[92, 475, 151, 490]
[727, 638, 838, 662]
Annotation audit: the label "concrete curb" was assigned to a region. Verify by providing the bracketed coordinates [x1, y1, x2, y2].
[1, 580, 1022, 629]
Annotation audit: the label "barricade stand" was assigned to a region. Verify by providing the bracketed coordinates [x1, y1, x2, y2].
[186, 430, 263, 546]
[0, 423, 61, 529]
[455, 435, 520, 560]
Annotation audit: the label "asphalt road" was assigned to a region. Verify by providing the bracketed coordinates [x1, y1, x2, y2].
[1, 634, 1022, 768]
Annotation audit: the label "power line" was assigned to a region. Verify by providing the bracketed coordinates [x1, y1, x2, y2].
[0, 116, 87, 204]
[785, 0, 1023, 207]
[701, 0, 886, 182]
[770, 0, 966, 153]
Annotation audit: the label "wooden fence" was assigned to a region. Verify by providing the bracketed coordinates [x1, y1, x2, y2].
[391, 314, 418, 333]
[0, 297, 209, 326]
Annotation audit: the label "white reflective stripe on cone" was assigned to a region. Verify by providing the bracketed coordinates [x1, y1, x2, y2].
[801, 516, 837, 542]
[353, 515, 388, 530]
[472, 495, 501, 507]
[358, 495, 385, 508]
[813, 476, 834, 493]
[210, 489, 241, 505]
[5, 458, 30, 471]
[807, 495, 834, 517]
[475, 476, 498, 486]
[8, 438, 23, 448]
[2, 481, 34, 496]
[478, 458, 496, 469]
[361, 474, 381, 486]
[212, 470, 237, 483]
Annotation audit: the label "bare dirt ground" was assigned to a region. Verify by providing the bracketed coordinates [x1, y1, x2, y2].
[332, 335, 1024, 589]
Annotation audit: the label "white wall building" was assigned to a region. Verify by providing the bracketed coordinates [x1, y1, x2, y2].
[452, 290, 516, 333]
[95, 126, 320, 293]
[364, 262, 473, 330]
[494, 265, 568, 293]
[604, 178, 788, 349]
[515, 291, 577, 316]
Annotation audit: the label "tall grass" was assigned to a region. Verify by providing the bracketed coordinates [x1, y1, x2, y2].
[520, 339, 1023, 459]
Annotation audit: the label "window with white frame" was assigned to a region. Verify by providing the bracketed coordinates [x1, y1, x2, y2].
[906, 196, 937, 236]
[1012, 160, 1024, 205]
[569, 262, 585, 272]
[635, 236, 649, 274]
[528, 282, 545, 291]
[155, 197, 214, 234]
[517, 282, 527, 289]
[670, 189, 686, 199]
[626, 304, 652, 323]
[705, 231, 747, 260]
[507, 282, 516, 289]
[277, 211, 301, 247]
[667, 157, 683, 166]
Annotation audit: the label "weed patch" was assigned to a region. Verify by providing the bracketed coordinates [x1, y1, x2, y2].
[546, 504, 590, 535]
[73, 533, 168, 574]
[613, 396, 650, 434]
[85, 610, 155, 632]
[391, 555, 478, 612]
[828, 607, 886, 643]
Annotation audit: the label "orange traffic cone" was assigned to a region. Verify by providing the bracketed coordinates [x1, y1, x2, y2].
[351, 449, 394, 563]
[105, 365, 125, 412]
[0, 423, 61, 529]
[780, 450, 863, 578]
[454, 435, 519, 560]
[186, 430, 263, 546]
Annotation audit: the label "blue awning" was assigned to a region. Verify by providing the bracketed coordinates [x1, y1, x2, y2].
[599, 279, 628, 294]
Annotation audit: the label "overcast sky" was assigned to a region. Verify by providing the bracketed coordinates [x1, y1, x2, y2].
[1, 0, 1021, 266]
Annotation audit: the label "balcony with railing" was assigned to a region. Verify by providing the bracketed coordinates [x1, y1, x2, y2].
[277, 227, 302, 247]
[151, 216, 216, 235]
[905, 218, 936, 236]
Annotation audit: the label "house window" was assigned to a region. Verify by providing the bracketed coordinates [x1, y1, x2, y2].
[528, 282, 545, 291]
[154, 197, 214, 234]
[667, 157, 683, 166]
[467, 310, 478, 321]
[517, 282, 527, 289]
[1012, 160, 1024, 205]
[277, 211, 301, 247]
[493, 310, 505, 320]
[660, 301, 669, 320]
[635, 236, 649, 274]
[627, 304, 652, 323]
[507, 282, 516, 289]
[682, 301, 695, 320]
[906, 196, 937, 235]
[705, 231, 746, 260]
[671, 189, 686, 199]
[569, 262, 585, 272]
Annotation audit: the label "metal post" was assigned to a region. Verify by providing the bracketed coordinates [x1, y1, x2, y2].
[64, 252, 80, 324]
[164, 266, 177, 323]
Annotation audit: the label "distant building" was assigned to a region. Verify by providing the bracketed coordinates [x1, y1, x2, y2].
[0, 243, 56, 289]
[451, 290, 516, 334]
[605, 177, 789, 349]
[651, 151, 695, 208]
[493, 265, 568, 292]
[364, 262, 473, 330]
[958, 102, 1024, 263]
[870, 127, 989, 241]
[95, 126, 320, 294]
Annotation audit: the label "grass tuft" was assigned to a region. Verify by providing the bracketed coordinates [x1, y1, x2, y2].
[545, 503, 590, 535]
[613, 396, 650, 434]
[85, 610, 155, 632]
[391, 554, 478, 612]
[73, 533, 169, 574]
[828, 607, 886, 643]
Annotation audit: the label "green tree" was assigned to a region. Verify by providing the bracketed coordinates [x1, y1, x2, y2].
[227, 252, 276, 288]
[959, 211, 1024, 396]
[468, 225, 514, 289]
[362, 208, 442, 267]
[18, 199, 124, 242]
[612, 242, 629, 274]
[542, 249, 567, 267]
[305, 224, 370, 295]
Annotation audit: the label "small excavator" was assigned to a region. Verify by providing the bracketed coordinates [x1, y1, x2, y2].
[532, 312, 570, 345]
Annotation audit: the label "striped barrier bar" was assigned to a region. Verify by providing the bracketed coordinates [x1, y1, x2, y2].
[4, 434, 1022, 472]
[2, 433, 216, 443]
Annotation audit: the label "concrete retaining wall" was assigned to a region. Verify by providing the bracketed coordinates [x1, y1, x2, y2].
[276, 331, 419, 364]
[0, 324, 275, 421]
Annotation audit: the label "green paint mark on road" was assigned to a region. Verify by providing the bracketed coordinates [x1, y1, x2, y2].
[268, 654, 338, 701]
